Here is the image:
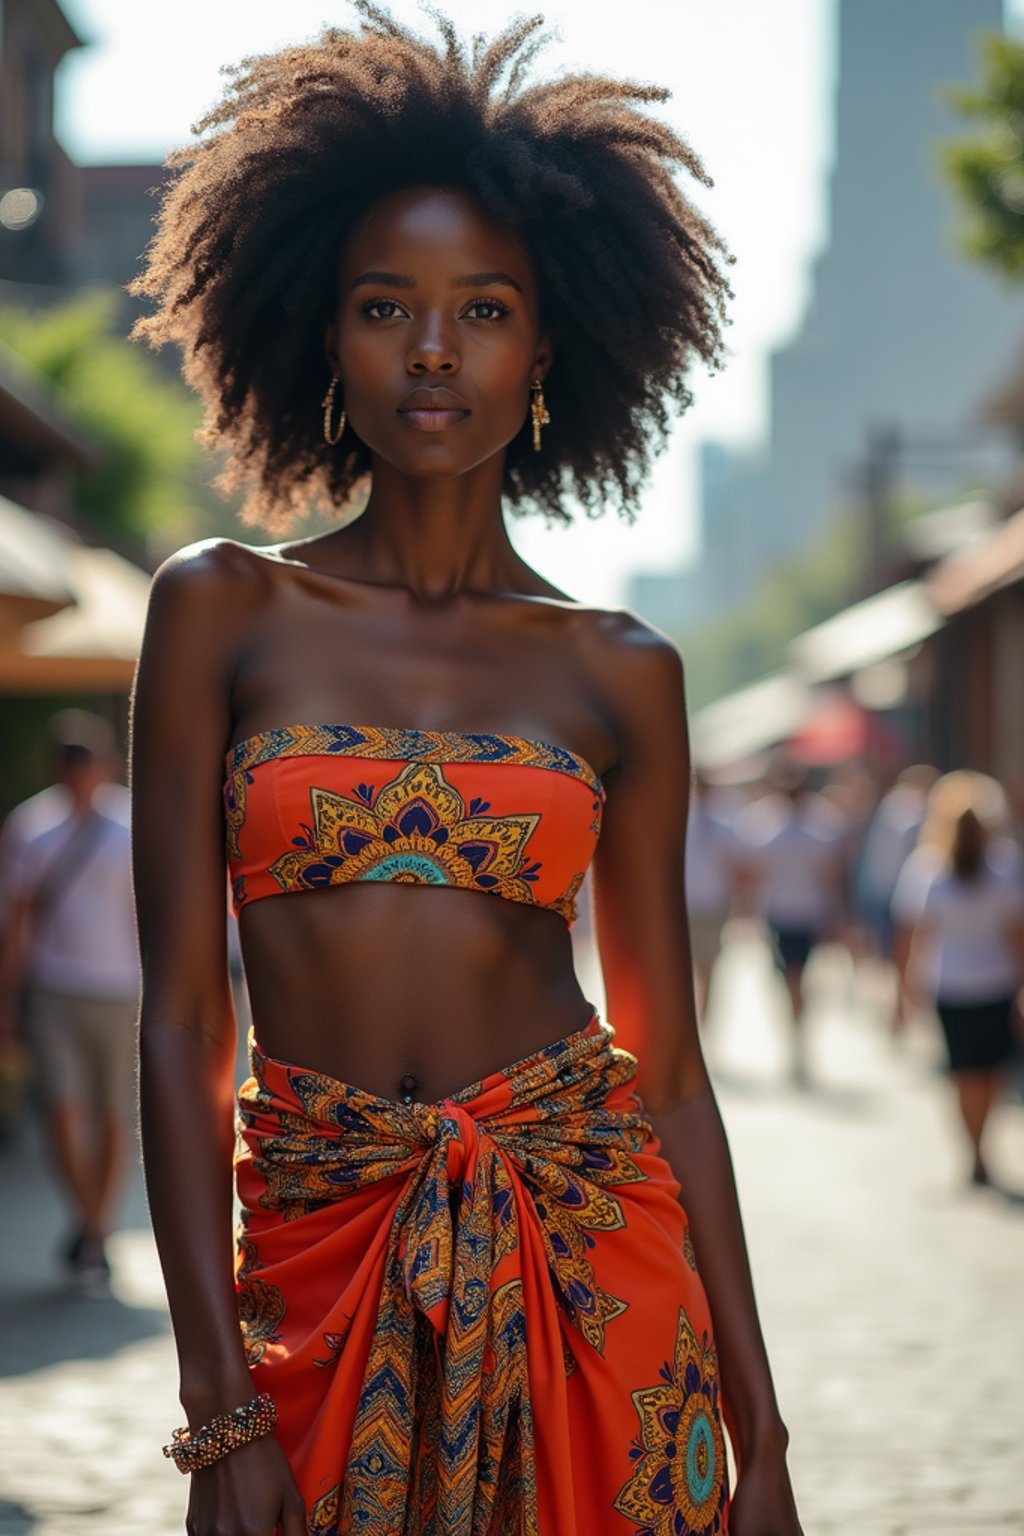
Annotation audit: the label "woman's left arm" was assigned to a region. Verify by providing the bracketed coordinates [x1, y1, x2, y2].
[588, 618, 802, 1534]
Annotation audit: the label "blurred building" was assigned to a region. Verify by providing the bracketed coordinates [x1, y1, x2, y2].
[0, 0, 156, 803]
[0, 0, 83, 285]
[636, 0, 1024, 633]
[0, 0, 166, 307]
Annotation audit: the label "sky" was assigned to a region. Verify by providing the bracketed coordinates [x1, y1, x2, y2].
[50, 0, 874, 605]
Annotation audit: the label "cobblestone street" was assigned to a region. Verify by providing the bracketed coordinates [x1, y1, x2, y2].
[1, 932, 1022, 1535]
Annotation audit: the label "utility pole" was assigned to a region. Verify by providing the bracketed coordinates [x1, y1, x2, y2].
[862, 421, 901, 596]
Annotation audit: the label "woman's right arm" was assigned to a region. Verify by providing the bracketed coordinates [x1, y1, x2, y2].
[130, 541, 304, 1536]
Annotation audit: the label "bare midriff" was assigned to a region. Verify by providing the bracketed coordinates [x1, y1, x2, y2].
[238, 879, 596, 1102]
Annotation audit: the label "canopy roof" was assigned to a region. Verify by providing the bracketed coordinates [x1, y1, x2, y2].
[0, 508, 151, 693]
[787, 580, 942, 684]
[0, 495, 75, 633]
[690, 672, 813, 771]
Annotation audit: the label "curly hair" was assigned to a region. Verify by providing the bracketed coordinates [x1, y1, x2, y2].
[130, 3, 735, 531]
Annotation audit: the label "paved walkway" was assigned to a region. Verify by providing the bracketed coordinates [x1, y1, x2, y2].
[1, 932, 1022, 1535]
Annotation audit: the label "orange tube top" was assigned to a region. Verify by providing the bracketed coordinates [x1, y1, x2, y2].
[223, 723, 606, 927]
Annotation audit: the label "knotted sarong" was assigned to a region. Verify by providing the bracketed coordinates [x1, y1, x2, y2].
[234, 1015, 730, 1535]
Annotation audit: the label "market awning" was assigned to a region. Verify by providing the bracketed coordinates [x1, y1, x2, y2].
[927, 504, 1024, 616]
[0, 494, 76, 633]
[0, 532, 152, 693]
[787, 580, 943, 684]
[690, 672, 813, 771]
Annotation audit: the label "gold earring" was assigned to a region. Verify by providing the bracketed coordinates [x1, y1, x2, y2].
[530, 378, 550, 452]
[321, 374, 346, 445]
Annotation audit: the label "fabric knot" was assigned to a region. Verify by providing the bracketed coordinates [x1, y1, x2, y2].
[438, 1097, 477, 1184]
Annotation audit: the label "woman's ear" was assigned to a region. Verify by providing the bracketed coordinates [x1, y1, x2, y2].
[534, 331, 553, 382]
[324, 321, 339, 374]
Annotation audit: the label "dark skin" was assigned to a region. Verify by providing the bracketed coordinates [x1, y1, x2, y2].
[131, 187, 803, 1536]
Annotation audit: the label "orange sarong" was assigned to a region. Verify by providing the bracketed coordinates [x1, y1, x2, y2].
[234, 1014, 731, 1535]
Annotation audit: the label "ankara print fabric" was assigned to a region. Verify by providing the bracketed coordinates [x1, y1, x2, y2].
[222, 723, 604, 926]
[234, 1015, 731, 1535]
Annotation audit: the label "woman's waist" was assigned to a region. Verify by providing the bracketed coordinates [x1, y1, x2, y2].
[247, 984, 600, 1107]
[931, 941, 1019, 991]
[242, 942, 591, 1090]
[234, 1009, 648, 1193]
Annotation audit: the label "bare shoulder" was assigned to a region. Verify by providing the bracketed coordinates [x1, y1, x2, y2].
[579, 606, 686, 714]
[144, 536, 274, 640]
[149, 535, 267, 602]
[564, 606, 687, 782]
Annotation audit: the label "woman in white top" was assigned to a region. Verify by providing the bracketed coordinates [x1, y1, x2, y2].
[895, 772, 1024, 1186]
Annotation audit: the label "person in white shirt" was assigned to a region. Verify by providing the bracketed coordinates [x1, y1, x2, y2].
[735, 765, 848, 1084]
[685, 772, 742, 1024]
[0, 709, 140, 1289]
[893, 771, 1024, 1187]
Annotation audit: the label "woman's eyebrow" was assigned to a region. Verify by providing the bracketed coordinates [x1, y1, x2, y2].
[351, 270, 523, 293]
[453, 271, 523, 293]
[351, 270, 416, 289]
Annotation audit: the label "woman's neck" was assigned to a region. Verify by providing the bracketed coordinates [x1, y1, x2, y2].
[346, 457, 527, 603]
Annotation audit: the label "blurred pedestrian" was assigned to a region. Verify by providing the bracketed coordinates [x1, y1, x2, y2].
[736, 763, 848, 1085]
[853, 764, 938, 968]
[0, 709, 139, 1291]
[685, 770, 742, 1023]
[893, 772, 1024, 1187]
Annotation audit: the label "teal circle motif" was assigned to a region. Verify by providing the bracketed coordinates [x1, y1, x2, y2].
[685, 1411, 716, 1507]
[363, 854, 450, 884]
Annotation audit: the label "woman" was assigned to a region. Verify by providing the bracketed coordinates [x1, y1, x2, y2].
[894, 772, 1024, 1188]
[129, 8, 802, 1533]
[734, 765, 848, 1086]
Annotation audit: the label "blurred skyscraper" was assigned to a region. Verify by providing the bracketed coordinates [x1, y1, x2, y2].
[662, 0, 1022, 631]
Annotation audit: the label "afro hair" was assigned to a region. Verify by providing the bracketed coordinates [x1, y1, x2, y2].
[130, 3, 735, 531]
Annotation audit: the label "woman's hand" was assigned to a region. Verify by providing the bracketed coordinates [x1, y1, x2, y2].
[729, 1445, 804, 1536]
[186, 1435, 306, 1536]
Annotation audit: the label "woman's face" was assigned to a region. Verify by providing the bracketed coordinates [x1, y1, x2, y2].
[327, 186, 551, 481]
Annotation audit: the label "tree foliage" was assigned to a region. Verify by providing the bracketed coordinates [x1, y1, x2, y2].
[677, 511, 866, 710]
[0, 291, 202, 554]
[940, 33, 1024, 281]
[676, 477, 950, 712]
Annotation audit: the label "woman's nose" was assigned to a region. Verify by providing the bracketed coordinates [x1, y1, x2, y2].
[406, 314, 460, 373]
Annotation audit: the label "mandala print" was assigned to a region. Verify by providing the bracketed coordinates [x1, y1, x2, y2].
[265, 759, 587, 921]
[614, 1305, 728, 1536]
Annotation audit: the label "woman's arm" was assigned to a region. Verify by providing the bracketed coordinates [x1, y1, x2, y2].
[588, 617, 801, 1533]
[896, 915, 930, 1012]
[130, 540, 304, 1536]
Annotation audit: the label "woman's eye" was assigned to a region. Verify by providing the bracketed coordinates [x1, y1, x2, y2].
[363, 298, 406, 320]
[464, 298, 510, 321]
[361, 296, 510, 321]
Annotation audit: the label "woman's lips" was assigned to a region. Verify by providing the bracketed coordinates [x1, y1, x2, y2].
[398, 408, 471, 431]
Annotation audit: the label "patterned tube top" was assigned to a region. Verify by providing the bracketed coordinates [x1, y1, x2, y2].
[223, 723, 606, 927]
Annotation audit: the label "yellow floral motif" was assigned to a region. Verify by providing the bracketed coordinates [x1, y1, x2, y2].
[268, 759, 558, 910]
[614, 1305, 728, 1535]
[308, 1483, 340, 1536]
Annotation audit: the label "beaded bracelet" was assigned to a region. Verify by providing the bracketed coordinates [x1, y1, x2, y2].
[162, 1391, 277, 1474]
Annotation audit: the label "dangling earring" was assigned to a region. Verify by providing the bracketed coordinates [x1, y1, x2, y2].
[530, 378, 550, 452]
[321, 374, 346, 445]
